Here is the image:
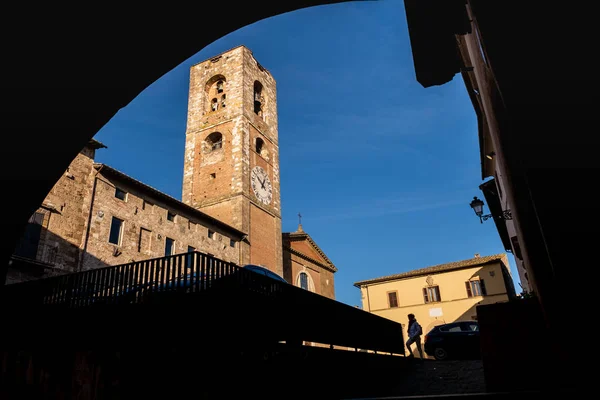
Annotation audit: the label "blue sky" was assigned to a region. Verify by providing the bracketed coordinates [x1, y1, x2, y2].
[94, 0, 520, 307]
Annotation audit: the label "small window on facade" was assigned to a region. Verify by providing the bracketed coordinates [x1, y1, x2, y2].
[423, 286, 441, 303]
[205, 132, 223, 152]
[208, 229, 215, 239]
[221, 94, 226, 108]
[299, 272, 309, 290]
[165, 237, 175, 256]
[115, 188, 127, 201]
[109, 217, 124, 245]
[387, 291, 399, 308]
[256, 138, 264, 155]
[216, 80, 224, 93]
[167, 211, 176, 222]
[229, 239, 236, 248]
[466, 279, 487, 297]
[253, 81, 263, 115]
[211, 98, 218, 111]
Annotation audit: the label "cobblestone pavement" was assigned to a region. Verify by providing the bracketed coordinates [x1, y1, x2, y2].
[373, 358, 487, 398]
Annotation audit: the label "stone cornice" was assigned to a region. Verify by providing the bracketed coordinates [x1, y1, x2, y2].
[283, 244, 337, 273]
[283, 232, 336, 271]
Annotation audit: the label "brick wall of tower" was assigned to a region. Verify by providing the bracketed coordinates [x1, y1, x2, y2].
[181, 46, 282, 273]
[182, 47, 246, 209]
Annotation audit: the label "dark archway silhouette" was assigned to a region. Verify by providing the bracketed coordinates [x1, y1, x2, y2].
[0, 1, 357, 285]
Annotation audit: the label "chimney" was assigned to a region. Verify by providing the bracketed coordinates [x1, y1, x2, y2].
[474, 253, 480, 258]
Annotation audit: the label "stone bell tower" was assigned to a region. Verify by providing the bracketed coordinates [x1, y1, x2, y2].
[181, 45, 282, 276]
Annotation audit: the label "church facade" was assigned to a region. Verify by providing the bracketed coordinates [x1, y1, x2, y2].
[7, 46, 337, 299]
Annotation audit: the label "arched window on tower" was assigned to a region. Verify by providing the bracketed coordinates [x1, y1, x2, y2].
[253, 81, 263, 116]
[206, 75, 226, 113]
[205, 132, 223, 152]
[255, 137, 269, 159]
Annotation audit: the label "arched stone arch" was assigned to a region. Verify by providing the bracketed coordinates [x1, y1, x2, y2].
[295, 267, 315, 292]
[206, 75, 227, 112]
[253, 80, 264, 117]
[203, 131, 223, 153]
[255, 137, 269, 160]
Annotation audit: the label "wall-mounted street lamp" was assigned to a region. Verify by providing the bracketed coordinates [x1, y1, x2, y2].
[469, 196, 512, 224]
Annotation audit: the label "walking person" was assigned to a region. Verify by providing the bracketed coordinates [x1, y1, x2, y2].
[406, 313, 424, 359]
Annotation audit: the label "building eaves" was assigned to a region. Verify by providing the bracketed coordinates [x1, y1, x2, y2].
[353, 253, 506, 287]
[282, 231, 337, 272]
[282, 245, 337, 273]
[93, 163, 247, 239]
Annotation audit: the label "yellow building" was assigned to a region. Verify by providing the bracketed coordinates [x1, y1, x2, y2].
[354, 253, 516, 358]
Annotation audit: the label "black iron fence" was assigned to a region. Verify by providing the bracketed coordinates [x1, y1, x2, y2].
[2, 251, 404, 354]
[2, 252, 240, 307]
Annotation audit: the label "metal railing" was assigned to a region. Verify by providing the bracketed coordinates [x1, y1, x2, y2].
[2, 252, 242, 307]
[2, 251, 405, 354]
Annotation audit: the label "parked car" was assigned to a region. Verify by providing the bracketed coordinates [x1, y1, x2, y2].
[423, 321, 481, 361]
[241, 264, 287, 283]
[150, 264, 287, 294]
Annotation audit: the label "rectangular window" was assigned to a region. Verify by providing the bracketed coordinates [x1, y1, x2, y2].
[109, 217, 124, 245]
[466, 280, 487, 297]
[138, 227, 151, 252]
[229, 238, 236, 248]
[165, 237, 175, 256]
[167, 211, 176, 222]
[208, 229, 215, 239]
[115, 188, 127, 201]
[387, 291, 398, 308]
[423, 286, 441, 303]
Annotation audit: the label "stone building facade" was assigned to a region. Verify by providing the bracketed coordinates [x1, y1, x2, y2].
[7, 45, 337, 300]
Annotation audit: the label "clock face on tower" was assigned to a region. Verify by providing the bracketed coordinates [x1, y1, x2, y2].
[251, 166, 272, 205]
